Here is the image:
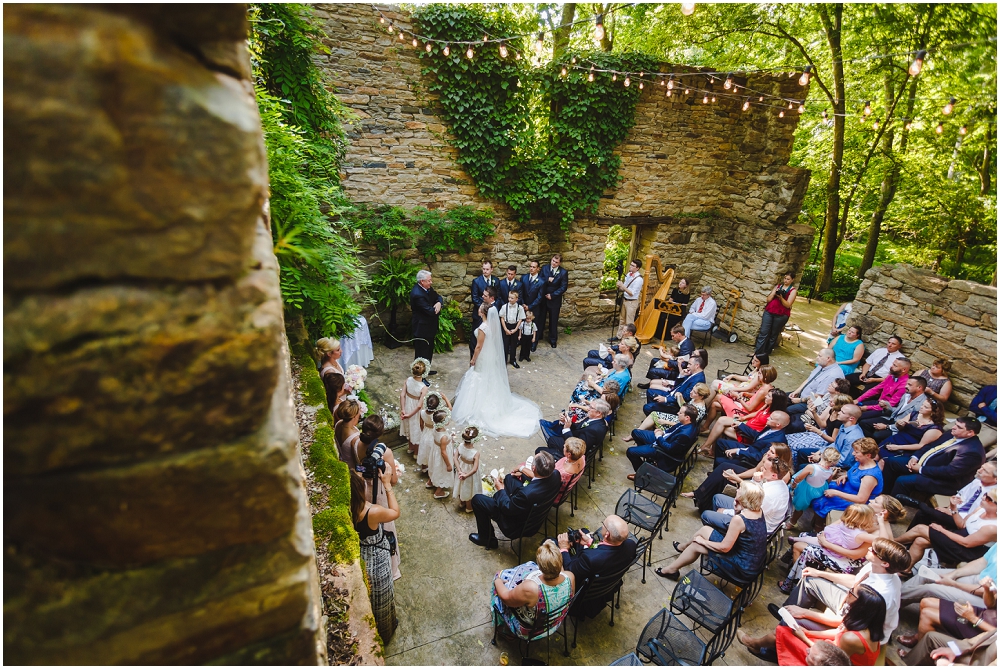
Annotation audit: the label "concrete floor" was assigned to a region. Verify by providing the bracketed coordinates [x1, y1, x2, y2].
[360, 299, 917, 665]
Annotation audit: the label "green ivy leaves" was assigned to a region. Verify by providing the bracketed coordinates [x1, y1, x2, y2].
[413, 5, 657, 229]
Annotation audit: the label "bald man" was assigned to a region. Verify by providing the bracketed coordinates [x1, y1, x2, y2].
[793, 403, 864, 471]
[558, 515, 638, 617]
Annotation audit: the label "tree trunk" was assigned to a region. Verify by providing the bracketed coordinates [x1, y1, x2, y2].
[552, 4, 576, 59]
[818, 4, 845, 294]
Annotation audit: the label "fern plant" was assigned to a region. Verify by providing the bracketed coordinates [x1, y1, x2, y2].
[370, 254, 421, 346]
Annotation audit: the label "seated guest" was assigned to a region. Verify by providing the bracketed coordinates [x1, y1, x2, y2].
[878, 398, 945, 463]
[897, 577, 996, 658]
[683, 443, 792, 512]
[739, 583, 887, 665]
[712, 410, 790, 468]
[902, 627, 997, 667]
[970, 384, 998, 450]
[702, 363, 778, 428]
[557, 515, 638, 618]
[883, 416, 986, 500]
[706, 352, 768, 403]
[698, 388, 789, 456]
[564, 384, 620, 426]
[681, 286, 717, 338]
[861, 375, 926, 440]
[625, 405, 699, 476]
[654, 481, 767, 581]
[701, 455, 791, 534]
[643, 325, 692, 382]
[641, 347, 708, 396]
[806, 641, 852, 666]
[537, 400, 610, 459]
[470, 451, 561, 549]
[901, 544, 997, 609]
[855, 356, 911, 416]
[521, 438, 586, 508]
[642, 351, 706, 416]
[793, 404, 864, 471]
[664, 276, 691, 334]
[847, 335, 905, 398]
[811, 437, 884, 530]
[624, 383, 709, 440]
[582, 336, 636, 373]
[585, 323, 636, 366]
[786, 349, 846, 420]
[902, 461, 998, 534]
[491, 539, 575, 640]
[788, 378, 853, 434]
[570, 354, 630, 406]
[777, 537, 911, 643]
[786, 395, 854, 464]
[915, 358, 954, 405]
[830, 325, 866, 375]
[898, 487, 997, 571]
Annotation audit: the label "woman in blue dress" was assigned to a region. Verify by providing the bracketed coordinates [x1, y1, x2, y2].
[830, 325, 866, 375]
[812, 437, 883, 531]
[570, 354, 630, 404]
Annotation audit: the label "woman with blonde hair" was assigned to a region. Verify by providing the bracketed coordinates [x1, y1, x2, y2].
[334, 399, 362, 470]
[491, 540, 575, 641]
[703, 363, 778, 428]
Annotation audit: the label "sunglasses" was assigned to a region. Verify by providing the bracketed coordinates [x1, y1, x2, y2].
[929, 398, 939, 406]
[867, 545, 887, 562]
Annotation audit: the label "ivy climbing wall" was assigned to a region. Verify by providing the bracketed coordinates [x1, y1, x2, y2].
[4, 5, 325, 664]
[315, 3, 814, 337]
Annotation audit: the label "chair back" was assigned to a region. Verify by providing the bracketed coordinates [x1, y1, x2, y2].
[552, 469, 583, 507]
[519, 502, 553, 539]
[670, 570, 737, 633]
[632, 463, 676, 498]
[526, 576, 580, 642]
[635, 609, 706, 666]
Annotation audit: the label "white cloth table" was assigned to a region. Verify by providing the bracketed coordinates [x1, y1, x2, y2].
[340, 316, 374, 368]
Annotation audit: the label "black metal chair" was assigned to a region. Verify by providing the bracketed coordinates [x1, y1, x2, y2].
[497, 502, 553, 563]
[670, 569, 742, 664]
[715, 354, 755, 380]
[568, 537, 649, 647]
[609, 651, 643, 666]
[616, 464, 677, 583]
[698, 549, 765, 614]
[491, 578, 583, 663]
[635, 608, 707, 666]
[544, 473, 582, 536]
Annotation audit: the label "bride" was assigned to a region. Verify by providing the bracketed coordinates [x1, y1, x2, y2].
[452, 304, 541, 438]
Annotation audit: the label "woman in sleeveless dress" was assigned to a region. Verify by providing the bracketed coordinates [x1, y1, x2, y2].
[350, 468, 399, 640]
[452, 304, 541, 438]
[491, 540, 575, 640]
[358, 415, 402, 580]
[334, 399, 362, 471]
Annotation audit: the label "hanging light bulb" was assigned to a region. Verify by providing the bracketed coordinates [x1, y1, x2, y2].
[443, 45, 450, 56]
[779, 110, 785, 118]
[863, 100, 871, 117]
[624, 76, 630, 87]
[685, 88, 691, 95]
[667, 75, 675, 90]
[758, 95, 764, 102]
[724, 73, 733, 89]
[387, 22, 394, 34]
[535, 32, 545, 56]
[822, 110, 829, 122]
[483, 34, 489, 42]
[398, 30, 405, 42]
[703, 93, 709, 104]
[788, 100, 794, 109]
[594, 14, 605, 42]
[798, 103, 805, 113]
[681, 2, 696, 16]
[466, 46, 474, 59]
[379, 15, 385, 24]
[639, 81, 644, 89]
[909, 49, 927, 76]
[666, 90, 672, 97]
[935, 121, 944, 134]
[515, 52, 521, 60]
[742, 98, 750, 111]
[412, 37, 418, 48]
[425, 42, 432, 53]
[588, 71, 594, 82]
[711, 95, 717, 102]
[561, 66, 567, 77]
[943, 97, 956, 115]
[499, 42, 508, 58]
[872, 120, 879, 130]
[959, 125, 968, 135]
[612, 73, 617, 81]
[659, 77, 665, 86]
[798, 65, 812, 86]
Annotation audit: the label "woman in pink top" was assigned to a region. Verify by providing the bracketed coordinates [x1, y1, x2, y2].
[754, 272, 797, 356]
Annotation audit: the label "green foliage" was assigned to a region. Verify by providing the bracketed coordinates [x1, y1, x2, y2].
[601, 224, 633, 291]
[413, 5, 657, 228]
[435, 300, 465, 353]
[341, 204, 416, 253]
[800, 263, 863, 303]
[342, 204, 496, 263]
[250, 4, 367, 340]
[370, 254, 421, 312]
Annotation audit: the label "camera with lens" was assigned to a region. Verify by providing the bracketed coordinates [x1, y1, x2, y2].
[565, 527, 591, 551]
[357, 442, 387, 481]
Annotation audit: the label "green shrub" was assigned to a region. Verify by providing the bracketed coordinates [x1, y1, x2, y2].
[435, 300, 465, 353]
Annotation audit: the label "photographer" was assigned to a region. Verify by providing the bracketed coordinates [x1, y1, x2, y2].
[557, 515, 638, 617]
[358, 415, 402, 580]
[350, 469, 399, 640]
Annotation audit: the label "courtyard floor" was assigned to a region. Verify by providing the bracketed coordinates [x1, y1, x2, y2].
[359, 298, 919, 665]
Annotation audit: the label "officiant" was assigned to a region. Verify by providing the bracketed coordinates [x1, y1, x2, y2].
[410, 270, 442, 371]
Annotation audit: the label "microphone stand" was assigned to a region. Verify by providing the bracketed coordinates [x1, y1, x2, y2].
[609, 259, 625, 341]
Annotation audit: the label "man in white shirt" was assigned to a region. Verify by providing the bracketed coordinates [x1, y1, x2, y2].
[898, 461, 997, 532]
[703, 456, 791, 534]
[497, 290, 526, 369]
[681, 286, 717, 338]
[616, 259, 644, 326]
[848, 335, 905, 398]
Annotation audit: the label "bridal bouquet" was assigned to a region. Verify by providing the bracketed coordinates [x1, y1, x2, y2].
[482, 468, 505, 496]
[344, 364, 367, 391]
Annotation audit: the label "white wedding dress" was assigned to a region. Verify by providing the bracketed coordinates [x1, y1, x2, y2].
[452, 308, 541, 438]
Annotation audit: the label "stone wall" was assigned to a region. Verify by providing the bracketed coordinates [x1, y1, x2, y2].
[850, 264, 997, 411]
[313, 4, 812, 337]
[4, 5, 324, 664]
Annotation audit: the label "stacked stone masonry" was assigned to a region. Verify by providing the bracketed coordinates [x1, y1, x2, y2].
[851, 264, 997, 412]
[4, 5, 324, 664]
[315, 4, 813, 336]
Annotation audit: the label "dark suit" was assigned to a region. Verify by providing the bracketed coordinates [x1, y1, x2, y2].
[537, 418, 608, 461]
[562, 539, 639, 618]
[521, 272, 546, 351]
[627, 421, 698, 472]
[887, 436, 985, 499]
[470, 275, 498, 357]
[646, 337, 694, 380]
[410, 283, 442, 363]
[536, 264, 568, 345]
[643, 370, 705, 415]
[497, 277, 523, 306]
[714, 427, 787, 468]
[472, 471, 561, 542]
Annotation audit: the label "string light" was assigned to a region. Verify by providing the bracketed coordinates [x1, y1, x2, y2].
[711, 95, 717, 102]
[466, 46, 474, 59]
[639, 81, 644, 89]
[571, 56, 577, 64]
[909, 49, 927, 76]
[758, 95, 764, 101]
[742, 98, 750, 111]
[482, 34, 488, 42]
[943, 97, 956, 115]
[443, 45, 450, 56]
[624, 76, 631, 87]
[398, 31, 405, 42]
[613, 73, 617, 81]
[724, 73, 733, 89]
[935, 120, 944, 134]
[412, 37, 418, 47]
[379, 15, 385, 24]
[425, 42, 433, 53]
[798, 65, 812, 86]
[822, 110, 829, 122]
[863, 100, 872, 117]
[686, 88, 691, 94]
[788, 101, 794, 109]
[561, 66, 568, 77]
[904, 119, 912, 130]
[779, 109, 785, 117]
[872, 120, 879, 130]
[499, 42, 508, 58]
[666, 89, 672, 97]
[959, 125, 968, 135]
[703, 93, 709, 104]
[667, 75, 675, 90]
[535, 32, 545, 56]
[387, 22, 394, 34]
[798, 103, 805, 113]
[588, 66, 594, 82]
[594, 14, 605, 42]
[659, 77, 665, 86]
[681, 2, 696, 16]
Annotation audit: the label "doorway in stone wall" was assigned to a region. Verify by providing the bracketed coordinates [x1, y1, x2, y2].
[600, 224, 634, 291]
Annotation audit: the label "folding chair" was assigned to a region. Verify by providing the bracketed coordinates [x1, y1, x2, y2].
[635, 608, 707, 666]
[609, 652, 643, 666]
[715, 354, 755, 380]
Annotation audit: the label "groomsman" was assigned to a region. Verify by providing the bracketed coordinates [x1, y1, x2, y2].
[520, 260, 546, 352]
[497, 265, 522, 305]
[470, 260, 497, 358]
[538, 254, 568, 348]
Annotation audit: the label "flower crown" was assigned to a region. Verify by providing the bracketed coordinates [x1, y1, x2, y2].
[422, 390, 443, 412]
[431, 406, 452, 426]
[462, 422, 486, 444]
[411, 357, 431, 375]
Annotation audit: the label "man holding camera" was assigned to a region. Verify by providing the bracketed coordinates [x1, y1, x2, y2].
[557, 515, 638, 617]
[470, 451, 561, 549]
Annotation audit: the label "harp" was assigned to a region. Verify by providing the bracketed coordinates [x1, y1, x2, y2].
[635, 255, 683, 345]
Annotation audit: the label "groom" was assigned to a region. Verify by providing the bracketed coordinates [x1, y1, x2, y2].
[470, 260, 498, 358]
